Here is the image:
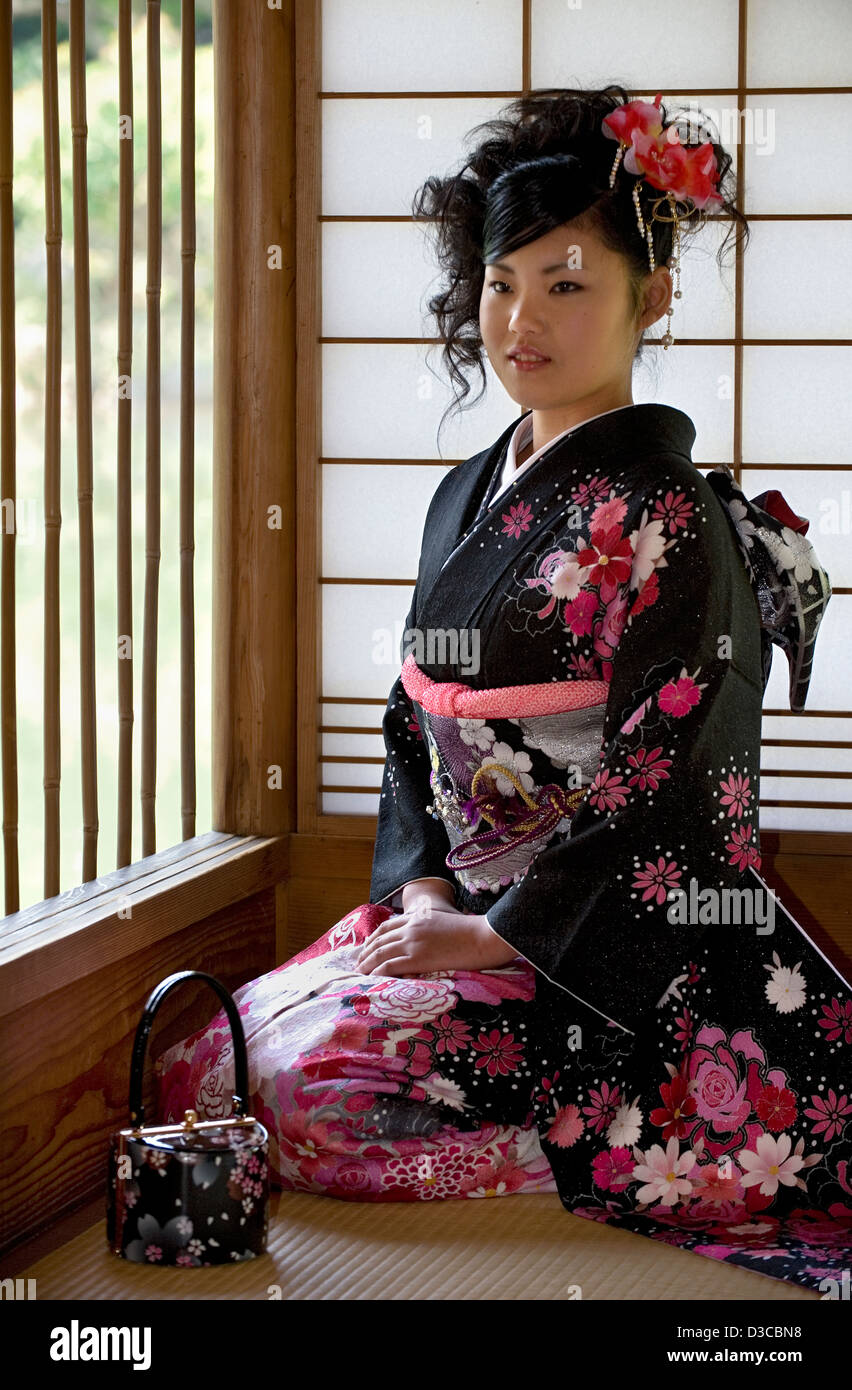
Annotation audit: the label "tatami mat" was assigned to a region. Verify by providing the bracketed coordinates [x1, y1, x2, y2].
[21, 1190, 818, 1300]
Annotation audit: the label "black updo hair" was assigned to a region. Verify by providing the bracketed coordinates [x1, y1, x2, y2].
[411, 84, 750, 450]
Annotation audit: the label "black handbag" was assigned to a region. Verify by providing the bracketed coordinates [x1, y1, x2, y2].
[106, 970, 269, 1265]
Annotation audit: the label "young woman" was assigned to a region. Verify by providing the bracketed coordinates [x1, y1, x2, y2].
[155, 87, 848, 1293]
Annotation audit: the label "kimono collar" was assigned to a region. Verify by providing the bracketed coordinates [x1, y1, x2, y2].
[503, 403, 643, 484]
[418, 403, 698, 638]
[510, 401, 698, 463]
[467, 402, 698, 538]
[705, 468, 832, 713]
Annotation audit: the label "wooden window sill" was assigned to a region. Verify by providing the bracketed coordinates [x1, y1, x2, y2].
[0, 831, 288, 1019]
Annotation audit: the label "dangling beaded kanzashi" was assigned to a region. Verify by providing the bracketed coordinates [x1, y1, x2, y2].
[609, 145, 686, 352]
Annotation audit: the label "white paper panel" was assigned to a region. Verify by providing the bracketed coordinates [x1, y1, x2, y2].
[742, 470, 852, 589]
[742, 95, 852, 215]
[743, 222, 852, 340]
[322, 98, 511, 216]
[321, 701, 386, 727]
[322, 222, 449, 338]
[322, 582, 416, 699]
[741, 348, 852, 464]
[762, 714, 852, 742]
[320, 760, 382, 790]
[322, 0, 521, 92]
[322, 463, 448, 578]
[762, 595, 850, 711]
[760, 695, 852, 836]
[656, 218, 737, 342]
[633, 345, 737, 465]
[759, 805, 852, 832]
[748, 0, 852, 87]
[322, 344, 521, 459]
[322, 731, 385, 758]
[323, 790, 381, 816]
[758, 773, 849, 804]
[761, 744, 852, 774]
[531, 3, 739, 90]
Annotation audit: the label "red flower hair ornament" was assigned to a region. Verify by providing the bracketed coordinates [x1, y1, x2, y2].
[602, 92, 724, 348]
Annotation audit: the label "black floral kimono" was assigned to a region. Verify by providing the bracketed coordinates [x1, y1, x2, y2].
[156, 403, 849, 1294]
[366, 402, 850, 1289]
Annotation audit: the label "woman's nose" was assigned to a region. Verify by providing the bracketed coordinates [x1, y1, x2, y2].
[508, 296, 545, 332]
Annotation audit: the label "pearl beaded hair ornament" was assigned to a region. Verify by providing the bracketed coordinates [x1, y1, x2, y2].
[602, 92, 724, 349]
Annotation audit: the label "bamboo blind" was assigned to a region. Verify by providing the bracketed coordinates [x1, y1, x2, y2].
[302, 0, 852, 837]
[0, 0, 201, 914]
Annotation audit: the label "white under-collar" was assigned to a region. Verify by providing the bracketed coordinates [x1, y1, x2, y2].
[491, 404, 638, 504]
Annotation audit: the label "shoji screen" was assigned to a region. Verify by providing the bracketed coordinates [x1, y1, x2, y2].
[314, 0, 851, 838]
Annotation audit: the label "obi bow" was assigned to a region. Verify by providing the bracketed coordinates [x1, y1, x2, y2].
[705, 467, 832, 713]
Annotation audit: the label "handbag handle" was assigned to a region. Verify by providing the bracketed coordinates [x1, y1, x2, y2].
[128, 970, 251, 1127]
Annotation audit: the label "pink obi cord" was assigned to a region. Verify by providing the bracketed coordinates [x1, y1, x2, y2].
[400, 653, 609, 719]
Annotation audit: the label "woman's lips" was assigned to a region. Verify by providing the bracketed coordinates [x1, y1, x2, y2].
[509, 354, 551, 371]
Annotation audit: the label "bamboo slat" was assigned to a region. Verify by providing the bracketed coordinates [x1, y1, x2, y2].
[42, 1, 62, 900]
[179, 1, 197, 841]
[69, 0, 98, 883]
[0, 0, 19, 913]
[116, 0, 134, 868]
[141, 0, 163, 857]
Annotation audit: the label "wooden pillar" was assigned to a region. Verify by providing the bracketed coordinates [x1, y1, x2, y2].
[211, 0, 295, 838]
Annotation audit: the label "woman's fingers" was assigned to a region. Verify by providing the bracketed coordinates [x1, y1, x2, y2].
[357, 930, 407, 973]
[360, 934, 435, 977]
[367, 955, 414, 977]
[362, 911, 407, 947]
[359, 924, 404, 956]
[360, 910, 418, 952]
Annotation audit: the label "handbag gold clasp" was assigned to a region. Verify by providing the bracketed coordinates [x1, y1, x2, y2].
[126, 1113, 260, 1138]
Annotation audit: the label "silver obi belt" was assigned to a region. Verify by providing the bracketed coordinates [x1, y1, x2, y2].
[399, 654, 609, 897]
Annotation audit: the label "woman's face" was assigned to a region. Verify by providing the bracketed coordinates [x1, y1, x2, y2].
[479, 218, 670, 412]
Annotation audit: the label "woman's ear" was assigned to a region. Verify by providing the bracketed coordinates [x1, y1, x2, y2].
[638, 264, 674, 332]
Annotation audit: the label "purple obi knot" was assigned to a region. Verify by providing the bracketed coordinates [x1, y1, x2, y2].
[445, 778, 587, 872]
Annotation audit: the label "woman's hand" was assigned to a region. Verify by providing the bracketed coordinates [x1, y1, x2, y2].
[356, 905, 522, 977]
[401, 879, 460, 915]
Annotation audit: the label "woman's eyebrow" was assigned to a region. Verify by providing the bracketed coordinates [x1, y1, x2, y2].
[486, 260, 588, 274]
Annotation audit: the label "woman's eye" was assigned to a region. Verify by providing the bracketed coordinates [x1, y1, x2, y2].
[487, 280, 579, 293]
